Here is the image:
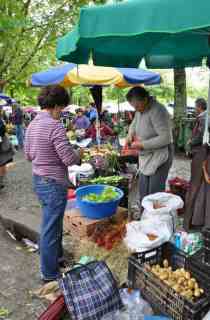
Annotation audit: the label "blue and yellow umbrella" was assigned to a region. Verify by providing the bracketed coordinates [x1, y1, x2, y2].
[30, 63, 161, 88]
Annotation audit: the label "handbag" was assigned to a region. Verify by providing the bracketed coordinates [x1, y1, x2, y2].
[59, 261, 123, 320]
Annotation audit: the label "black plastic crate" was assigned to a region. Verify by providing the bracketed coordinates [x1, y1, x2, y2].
[131, 242, 187, 269]
[188, 249, 210, 294]
[128, 243, 210, 320]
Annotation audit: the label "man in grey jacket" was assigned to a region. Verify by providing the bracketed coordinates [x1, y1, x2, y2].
[126, 87, 173, 207]
[190, 98, 207, 150]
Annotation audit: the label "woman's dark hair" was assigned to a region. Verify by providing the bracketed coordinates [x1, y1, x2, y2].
[76, 108, 83, 114]
[38, 85, 70, 109]
[195, 98, 207, 111]
[126, 86, 150, 102]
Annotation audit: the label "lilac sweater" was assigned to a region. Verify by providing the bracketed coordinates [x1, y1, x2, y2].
[24, 111, 80, 185]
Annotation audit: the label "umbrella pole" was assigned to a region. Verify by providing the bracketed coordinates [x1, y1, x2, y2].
[117, 88, 120, 120]
[96, 112, 100, 149]
[203, 70, 210, 144]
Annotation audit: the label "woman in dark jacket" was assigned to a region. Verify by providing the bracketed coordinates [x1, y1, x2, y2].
[0, 110, 14, 189]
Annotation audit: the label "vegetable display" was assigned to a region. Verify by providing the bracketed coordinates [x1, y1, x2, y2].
[83, 187, 119, 203]
[82, 145, 120, 174]
[146, 260, 204, 301]
[91, 221, 126, 250]
[87, 176, 123, 185]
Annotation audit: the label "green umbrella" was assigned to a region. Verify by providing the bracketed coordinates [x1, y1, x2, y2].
[56, 0, 210, 69]
[56, 0, 210, 143]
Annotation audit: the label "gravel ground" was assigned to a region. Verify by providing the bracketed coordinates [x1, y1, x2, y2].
[0, 150, 39, 216]
[0, 151, 46, 320]
[0, 150, 191, 319]
[0, 223, 47, 320]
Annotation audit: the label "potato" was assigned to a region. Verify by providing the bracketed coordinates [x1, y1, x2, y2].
[153, 260, 204, 300]
[187, 280, 194, 289]
[163, 259, 169, 268]
[185, 290, 193, 299]
[160, 273, 168, 281]
[185, 271, 191, 280]
[194, 282, 199, 290]
[178, 277, 185, 285]
[183, 280, 189, 287]
[173, 284, 181, 293]
[194, 289, 201, 298]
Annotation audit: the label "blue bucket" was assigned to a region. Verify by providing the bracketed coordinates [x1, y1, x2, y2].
[75, 184, 124, 219]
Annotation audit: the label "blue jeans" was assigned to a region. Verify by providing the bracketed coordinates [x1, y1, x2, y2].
[33, 175, 67, 280]
[16, 124, 24, 148]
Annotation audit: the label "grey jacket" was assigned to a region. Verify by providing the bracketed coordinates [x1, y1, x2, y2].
[191, 111, 208, 148]
[128, 98, 173, 175]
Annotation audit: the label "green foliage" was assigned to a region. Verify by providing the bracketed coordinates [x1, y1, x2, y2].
[0, 0, 106, 101]
[0, 0, 208, 110]
[71, 86, 90, 106]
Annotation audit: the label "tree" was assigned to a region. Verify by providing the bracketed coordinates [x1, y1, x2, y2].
[0, 0, 106, 99]
[173, 68, 187, 147]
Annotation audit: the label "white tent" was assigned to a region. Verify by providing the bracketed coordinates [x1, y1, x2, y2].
[103, 101, 134, 114]
[64, 104, 80, 114]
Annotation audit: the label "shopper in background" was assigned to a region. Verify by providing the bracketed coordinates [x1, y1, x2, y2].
[184, 98, 209, 231]
[72, 108, 90, 130]
[0, 109, 14, 189]
[86, 118, 115, 142]
[189, 98, 207, 151]
[24, 85, 81, 282]
[85, 102, 98, 122]
[12, 103, 24, 149]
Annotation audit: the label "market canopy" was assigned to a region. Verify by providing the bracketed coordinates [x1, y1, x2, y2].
[56, 0, 210, 69]
[30, 63, 161, 87]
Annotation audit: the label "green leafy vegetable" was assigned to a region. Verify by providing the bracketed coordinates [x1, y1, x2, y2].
[88, 176, 123, 185]
[83, 187, 119, 203]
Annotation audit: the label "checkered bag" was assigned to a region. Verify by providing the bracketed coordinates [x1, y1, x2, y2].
[59, 261, 123, 320]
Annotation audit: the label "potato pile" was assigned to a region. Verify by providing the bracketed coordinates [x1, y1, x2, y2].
[146, 259, 204, 300]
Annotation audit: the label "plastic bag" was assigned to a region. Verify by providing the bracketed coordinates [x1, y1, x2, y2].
[101, 288, 152, 320]
[120, 289, 153, 316]
[124, 220, 172, 252]
[202, 310, 210, 319]
[141, 193, 184, 234]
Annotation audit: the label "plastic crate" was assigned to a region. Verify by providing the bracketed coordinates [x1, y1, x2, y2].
[128, 243, 210, 320]
[188, 249, 210, 294]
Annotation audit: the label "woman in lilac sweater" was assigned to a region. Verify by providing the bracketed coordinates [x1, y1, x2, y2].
[25, 85, 81, 282]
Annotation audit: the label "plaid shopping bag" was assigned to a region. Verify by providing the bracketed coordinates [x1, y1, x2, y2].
[59, 261, 123, 320]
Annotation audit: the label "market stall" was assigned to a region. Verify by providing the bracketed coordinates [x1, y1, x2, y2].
[42, 0, 210, 319]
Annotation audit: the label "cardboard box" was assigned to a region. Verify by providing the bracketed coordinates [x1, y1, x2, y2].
[64, 206, 127, 239]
